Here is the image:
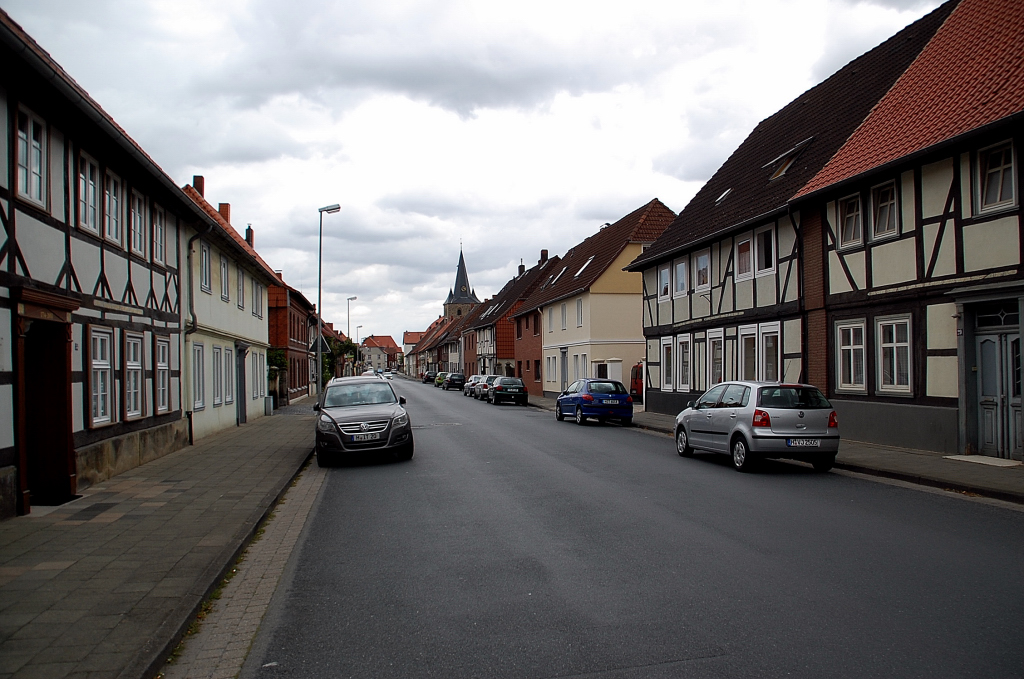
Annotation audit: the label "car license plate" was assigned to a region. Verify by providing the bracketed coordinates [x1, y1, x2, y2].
[353, 433, 380, 442]
[602, 399, 617, 404]
[508, 388, 519, 392]
[787, 438, 819, 447]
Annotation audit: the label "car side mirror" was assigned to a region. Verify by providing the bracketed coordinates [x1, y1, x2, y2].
[313, 402, 321, 411]
[399, 396, 406, 405]
[686, 401, 694, 409]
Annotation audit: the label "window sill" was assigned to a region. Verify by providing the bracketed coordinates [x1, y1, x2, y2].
[87, 419, 116, 430]
[834, 386, 868, 395]
[870, 231, 899, 243]
[755, 269, 776, 278]
[977, 202, 1018, 217]
[874, 389, 913, 398]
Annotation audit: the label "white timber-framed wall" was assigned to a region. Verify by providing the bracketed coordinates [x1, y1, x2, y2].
[639, 214, 803, 414]
[0, 48, 196, 517]
[809, 127, 1024, 457]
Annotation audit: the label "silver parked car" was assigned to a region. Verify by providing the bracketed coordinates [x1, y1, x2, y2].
[674, 381, 839, 472]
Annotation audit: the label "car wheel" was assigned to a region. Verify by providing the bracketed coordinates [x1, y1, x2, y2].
[316, 449, 333, 467]
[491, 396, 499, 405]
[812, 455, 835, 472]
[675, 427, 693, 457]
[620, 416, 633, 427]
[731, 437, 755, 472]
[575, 407, 586, 425]
[555, 404, 564, 421]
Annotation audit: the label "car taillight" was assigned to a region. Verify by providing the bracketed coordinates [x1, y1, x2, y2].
[752, 409, 771, 427]
[626, 396, 633, 403]
[494, 385, 503, 391]
[581, 394, 594, 402]
[828, 410, 838, 428]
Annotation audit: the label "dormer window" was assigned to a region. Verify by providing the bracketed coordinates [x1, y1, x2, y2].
[763, 136, 813, 181]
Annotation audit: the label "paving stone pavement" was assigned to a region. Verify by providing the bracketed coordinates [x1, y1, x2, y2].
[0, 412, 314, 679]
[159, 461, 325, 679]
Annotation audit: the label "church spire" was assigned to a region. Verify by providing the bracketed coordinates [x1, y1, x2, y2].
[444, 249, 480, 319]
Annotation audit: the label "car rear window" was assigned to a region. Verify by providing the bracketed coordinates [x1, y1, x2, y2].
[588, 381, 627, 394]
[757, 386, 831, 409]
[500, 378, 523, 386]
[450, 374, 464, 379]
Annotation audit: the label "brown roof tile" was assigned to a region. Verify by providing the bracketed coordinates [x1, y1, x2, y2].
[796, 0, 1024, 197]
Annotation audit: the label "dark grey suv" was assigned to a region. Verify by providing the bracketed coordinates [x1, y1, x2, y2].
[314, 377, 414, 465]
[674, 381, 839, 472]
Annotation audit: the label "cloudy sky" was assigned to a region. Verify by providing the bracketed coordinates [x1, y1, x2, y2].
[6, 0, 940, 342]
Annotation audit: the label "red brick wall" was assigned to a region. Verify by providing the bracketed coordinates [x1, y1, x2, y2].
[514, 311, 543, 389]
[802, 205, 828, 390]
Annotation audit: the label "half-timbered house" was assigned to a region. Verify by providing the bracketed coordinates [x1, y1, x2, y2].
[792, 0, 1024, 457]
[0, 12, 202, 516]
[625, 2, 956, 418]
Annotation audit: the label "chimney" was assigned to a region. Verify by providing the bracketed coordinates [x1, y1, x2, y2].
[218, 203, 231, 224]
[274, 269, 283, 280]
[245, 224, 254, 247]
[518, 259, 525, 276]
[193, 175, 205, 197]
[540, 249, 548, 264]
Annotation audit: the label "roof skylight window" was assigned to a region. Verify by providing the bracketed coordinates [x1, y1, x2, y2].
[715, 188, 732, 205]
[574, 256, 595, 278]
[763, 136, 814, 180]
[550, 266, 568, 286]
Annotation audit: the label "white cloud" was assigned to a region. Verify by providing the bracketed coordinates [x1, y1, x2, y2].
[5, 0, 939, 341]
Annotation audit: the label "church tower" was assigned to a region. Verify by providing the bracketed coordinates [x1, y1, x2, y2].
[443, 250, 481, 319]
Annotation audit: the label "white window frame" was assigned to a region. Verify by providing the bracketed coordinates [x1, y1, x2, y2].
[237, 265, 245, 309]
[16, 108, 46, 206]
[758, 322, 781, 382]
[735, 235, 753, 282]
[130, 191, 146, 257]
[212, 346, 223, 406]
[573, 354, 580, 381]
[547, 307, 554, 333]
[124, 333, 144, 420]
[220, 256, 230, 301]
[90, 327, 114, 426]
[260, 353, 266, 397]
[876, 314, 912, 395]
[707, 328, 725, 386]
[836, 319, 867, 393]
[870, 181, 899, 240]
[676, 334, 691, 392]
[738, 324, 758, 381]
[673, 260, 688, 298]
[193, 343, 205, 410]
[104, 172, 123, 246]
[200, 242, 212, 293]
[754, 224, 776, 276]
[225, 347, 234, 403]
[156, 337, 170, 413]
[78, 153, 100, 234]
[152, 205, 166, 265]
[576, 298, 583, 327]
[694, 249, 711, 292]
[977, 140, 1017, 213]
[658, 265, 671, 301]
[252, 280, 264, 319]
[837, 194, 863, 249]
[560, 302, 567, 330]
[661, 336, 674, 391]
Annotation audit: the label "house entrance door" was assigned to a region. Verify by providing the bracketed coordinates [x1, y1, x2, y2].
[976, 333, 1022, 459]
[22, 319, 76, 506]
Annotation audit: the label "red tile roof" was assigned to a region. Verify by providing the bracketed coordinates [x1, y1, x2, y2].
[363, 335, 400, 352]
[403, 331, 425, 345]
[797, 0, 1021, 197]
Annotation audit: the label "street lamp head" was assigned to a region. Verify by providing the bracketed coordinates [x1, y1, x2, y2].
[319, 204, 341, 214]
[347, 296, 357, 301]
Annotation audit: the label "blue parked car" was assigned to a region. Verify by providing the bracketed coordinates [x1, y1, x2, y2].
[555, 378, 633, 426]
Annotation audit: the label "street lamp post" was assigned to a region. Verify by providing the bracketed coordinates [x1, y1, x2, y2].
[317, 204, 341, 395]
[347, 296, 357, 339]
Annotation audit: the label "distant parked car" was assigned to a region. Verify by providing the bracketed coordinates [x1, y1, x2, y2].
[313, 376, 413, 465]
[555, 379, 633, 426]
[463, 375, 485, 396]
[434, 372, 449, 388]
[422, 371, 437, 384]
[487, 377, 528, 406]
[674, 381, 840, 472]
[474, 375, 499, 399]
[442, 373, 465, 390]
[382, 371, 394, 380]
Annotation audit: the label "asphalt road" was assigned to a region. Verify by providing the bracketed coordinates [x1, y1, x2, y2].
[242, 378, 1024, 678]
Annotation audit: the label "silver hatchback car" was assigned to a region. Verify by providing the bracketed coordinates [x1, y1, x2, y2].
[674, 381, 840, 472]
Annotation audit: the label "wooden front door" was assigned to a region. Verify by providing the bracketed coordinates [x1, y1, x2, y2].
[976, 333, 1022, 459]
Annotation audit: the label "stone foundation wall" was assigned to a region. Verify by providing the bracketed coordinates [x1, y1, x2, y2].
[75, 419, 190, 492]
